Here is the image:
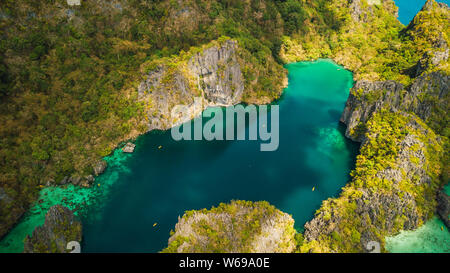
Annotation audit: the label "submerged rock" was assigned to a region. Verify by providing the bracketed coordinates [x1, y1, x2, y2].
[24, 205, 82, 253]
[122, 142, 136, 153]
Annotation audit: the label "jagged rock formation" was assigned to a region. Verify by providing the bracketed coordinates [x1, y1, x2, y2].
[340, 1, 449, 141]
[408, 1, 449, 76]
[138, 40, 245, 131]
[349, 0, 383, 23]
[163, 200, 296, 253]
[341, 72, 449, 141]
[302, 112, 444, 252]
[24, 205, 82, 253]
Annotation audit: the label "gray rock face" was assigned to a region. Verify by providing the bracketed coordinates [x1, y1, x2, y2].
[349, 0, 369, 22]
[24, 205, 82, 253]
[340, 80, 404, 141]
[122, 142, 135, 153]
[304, 114, 440, 252]
[85, 175, 94, 183]
[138, 39, 245, 131]
[187, 40, 244, 105]
[437, 189, 450, 228]
[68, 176, 81, 185]
[93, 160, 107, 176]
[341, 72, 449, 141]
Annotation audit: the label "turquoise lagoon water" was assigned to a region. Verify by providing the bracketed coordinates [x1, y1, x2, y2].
[0, 60, 359, 252]
[394, 0, 450, 25]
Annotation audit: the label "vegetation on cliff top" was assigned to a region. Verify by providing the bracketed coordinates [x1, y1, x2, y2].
[23, 205, 82, 253]
[300, 111, 445, 252]
[163, 200, 297, 253]
[0, 0, 448, 253]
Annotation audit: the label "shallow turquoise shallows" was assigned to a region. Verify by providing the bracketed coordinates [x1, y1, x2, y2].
[0, 60, 359, 253]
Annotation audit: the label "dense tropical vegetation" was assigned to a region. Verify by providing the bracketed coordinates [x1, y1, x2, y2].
[0, 0, 448, 253]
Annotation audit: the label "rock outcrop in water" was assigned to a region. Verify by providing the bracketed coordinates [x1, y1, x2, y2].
[93, 160, 107, 176]
[163, 200, 296, 253]
[24, 205, 82, 253]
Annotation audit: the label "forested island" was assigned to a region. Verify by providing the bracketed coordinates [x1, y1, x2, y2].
[0, 0, 448, 253]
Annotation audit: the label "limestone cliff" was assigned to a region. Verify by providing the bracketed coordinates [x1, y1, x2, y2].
[302, 112, 445, 252]
[341, 72, 449, 141]
[23, 205, 82, 253]
[163, 200, 296, 253]
[138, 38, 286, 131]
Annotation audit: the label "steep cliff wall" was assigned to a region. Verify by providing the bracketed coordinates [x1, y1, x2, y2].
[302, 112, 444, 252]
[138, 38, 286, 131]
